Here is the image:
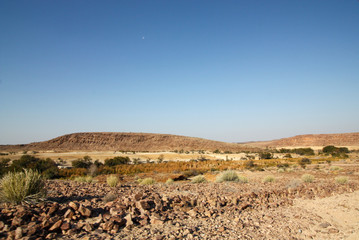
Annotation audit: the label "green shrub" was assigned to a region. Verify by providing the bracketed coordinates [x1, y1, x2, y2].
[293, 148, 315, 156]
[104, 157, 130, 167]
[216, 170, 239, 183]
[0, 169, 46, 204]
[335, 176, 348, 184]
[323, 146, 349, 155]
[140, 178, 156, 185]
[72, 157, 92, 169]
[277, 168, 285, 173]
[277, 163, 289, 169]
[166, 178, 174, 184]
[301, 174, 315, 183]
[106, 175, 119, 187]
[191, 175, 207, 183]
[259, 152, 272, 159]
[263, 175, 275, 183]
[9, 155, 59, 179]
[0, 158, 10, 177]
[298, 158, 311, 168]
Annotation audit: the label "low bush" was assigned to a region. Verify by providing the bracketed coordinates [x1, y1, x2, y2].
[105, 157, 130, 167]
[298, 158, 312, 168]
[106, 175, 119, 187]
[237, 175, 249, 183]
[74, 175, 93, 183]
[0, 169, 46, 204]
[301, 174, 315, 183]
[335, 176, 348, 184]
[166, 178, 174, 185]
[244, 160, 256, 169]
[191, 175, 207, 183]
[216, 170, 239, 183]
[263, 175, 275, 183]
[0, 158, 10, 177]
[259, 152, 272, 159]
[140, 178, 156, 185]
[329, 166, 342, 171]
[72, 158, 92, 169]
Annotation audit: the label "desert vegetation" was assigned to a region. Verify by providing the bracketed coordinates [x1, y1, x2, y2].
[0, 169, 46, 204]
[0, 144, 358, 239]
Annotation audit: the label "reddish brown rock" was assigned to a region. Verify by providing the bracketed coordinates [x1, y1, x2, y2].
[47, 203, 59, 215]
[78, 205, 91, 217]
[49, 220, 63, 231]
[11, 217, 23, 226]
[0, 221, 4, 230]
[14, 227, 23, 240]
[68, 202, 79, 211]
[64, 209, 74, 219]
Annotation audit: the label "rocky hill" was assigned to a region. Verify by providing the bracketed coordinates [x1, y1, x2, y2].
[240, 132, 359, 148]
[0, 132, 255, 152]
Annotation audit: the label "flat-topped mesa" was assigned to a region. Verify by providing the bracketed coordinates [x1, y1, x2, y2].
[0, 132, 256, 152]
[240, 132, 359, 148]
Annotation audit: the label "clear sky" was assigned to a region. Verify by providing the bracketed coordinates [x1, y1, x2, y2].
[1, 0, 358, 144]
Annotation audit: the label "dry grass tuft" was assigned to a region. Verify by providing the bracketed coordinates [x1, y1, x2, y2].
[106, 175, 119, 187]
[263, 175, 275, 183]
[74, 175, 93, 183]
[0, 169, 46, 204]
[140, 178, 156, 185]
[216, 170, 239, 183]
[335, 176, 348, 184]
[301, 174, 315, 183]
[191, 175, 207, 183]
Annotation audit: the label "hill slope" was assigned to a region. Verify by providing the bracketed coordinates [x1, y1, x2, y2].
[240, 132, 359, 148]
[0, 132, 255, 152]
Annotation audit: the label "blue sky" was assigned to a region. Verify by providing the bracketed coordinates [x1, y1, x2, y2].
[1, 0, 358, 144]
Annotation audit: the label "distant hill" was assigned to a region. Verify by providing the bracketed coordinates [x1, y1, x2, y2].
[0, 132, 256, 152]
[239, 132, 359, 149]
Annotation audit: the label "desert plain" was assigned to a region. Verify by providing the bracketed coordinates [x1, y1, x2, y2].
[1, 132, 359, 240]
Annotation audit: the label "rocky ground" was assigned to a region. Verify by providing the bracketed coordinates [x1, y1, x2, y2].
[1, 170, 359, 240]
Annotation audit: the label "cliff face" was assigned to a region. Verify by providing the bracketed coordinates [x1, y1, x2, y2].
[269, 133, 359, 147]
[0, 132, 255, 152]
[241, 132, 359, 148]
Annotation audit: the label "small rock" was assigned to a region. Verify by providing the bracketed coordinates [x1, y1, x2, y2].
[69, 202, 79, 211]
[11, 217, 23, 226]
[150, 218, 164, 225]
[125, 214, 134, 227]
[61, 222, 70, 231]
[48, 203, 59, 215]
[187, 209, 197, 217]
[78, 205, 91, 217]
[83, 223, 93, 232]
[328, 228, 339, 233]
[319, 222, 331, 228]
[15, 227, 23, 239]
[49, 220, 63, 231]
[64, 209, 74, 219]
[102, 220, 115, 231]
